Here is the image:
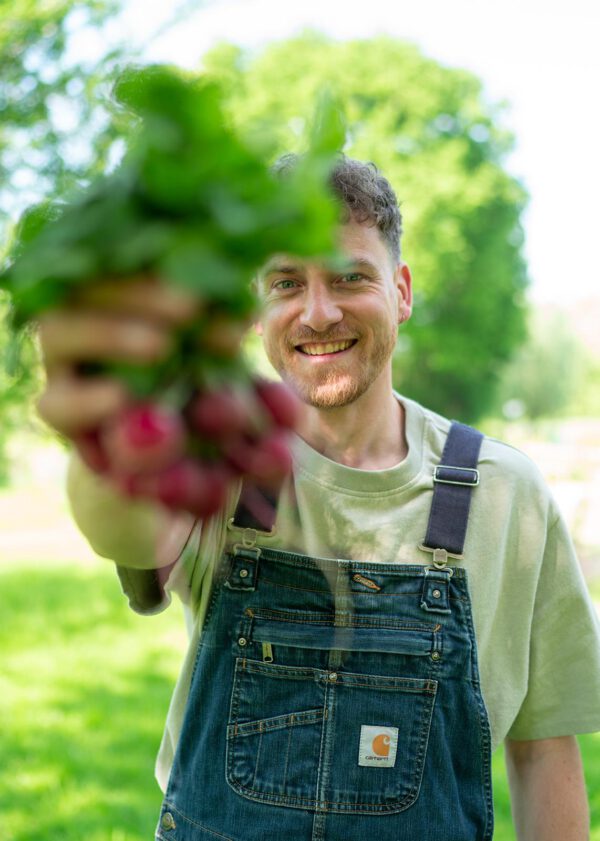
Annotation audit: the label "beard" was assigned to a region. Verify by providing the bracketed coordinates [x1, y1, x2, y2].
[265, 324, 398, 409]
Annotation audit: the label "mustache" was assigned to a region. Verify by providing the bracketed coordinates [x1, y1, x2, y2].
[290, 329, 359, 346]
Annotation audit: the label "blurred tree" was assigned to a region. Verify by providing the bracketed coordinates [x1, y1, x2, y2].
[203, 33, 529, 422]
[0, 0, 125, 225]
[0, 299, 42, 485]
[0, 0, 125, 482]
[496, 307, 588, 421]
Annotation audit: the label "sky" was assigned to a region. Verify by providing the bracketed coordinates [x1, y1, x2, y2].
[99, 0, 600, 304]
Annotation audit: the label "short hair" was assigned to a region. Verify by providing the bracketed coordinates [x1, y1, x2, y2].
[273, 153, 402, 262]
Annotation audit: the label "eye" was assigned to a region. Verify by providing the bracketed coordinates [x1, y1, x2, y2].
[339, 272, 366, 284]
[272, 278, 299, 290]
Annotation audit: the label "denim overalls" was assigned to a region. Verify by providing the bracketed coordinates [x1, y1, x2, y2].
[156, 422, 494, 841]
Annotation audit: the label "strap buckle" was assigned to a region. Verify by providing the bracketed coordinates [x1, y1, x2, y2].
[418, 545, 464, 565]
[433, 465, 480, 487]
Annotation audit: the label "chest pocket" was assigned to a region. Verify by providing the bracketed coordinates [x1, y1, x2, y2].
[226, 611, 439, 814]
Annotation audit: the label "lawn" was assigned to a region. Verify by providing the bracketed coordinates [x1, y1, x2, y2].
[1, 556, 599, 839]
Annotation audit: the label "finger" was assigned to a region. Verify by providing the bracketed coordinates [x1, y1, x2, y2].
[38, 310, 173, 372]
[199, 316, 249, 358]
[71, 275, 201, 325]
[36, 375, 130, 437]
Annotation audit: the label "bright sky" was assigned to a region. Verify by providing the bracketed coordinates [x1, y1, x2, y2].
[102, 0, 600, 304]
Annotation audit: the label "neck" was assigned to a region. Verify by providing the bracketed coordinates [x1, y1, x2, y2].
[297, 378, 407, 470]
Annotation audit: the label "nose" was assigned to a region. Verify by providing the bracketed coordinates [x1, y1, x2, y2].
[299, 284, 343, 333]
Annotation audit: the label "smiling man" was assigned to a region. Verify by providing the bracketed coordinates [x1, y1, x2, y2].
[39, 155, 600, 841]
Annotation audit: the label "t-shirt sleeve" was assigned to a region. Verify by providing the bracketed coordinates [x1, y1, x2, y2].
[507, 513, 600, 740]
[116, 520, 202, 615]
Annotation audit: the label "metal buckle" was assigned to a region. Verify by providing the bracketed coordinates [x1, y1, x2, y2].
[433, 465, 480, 487]
[227, 518, 274, 557]
[418, 544, 463, 564]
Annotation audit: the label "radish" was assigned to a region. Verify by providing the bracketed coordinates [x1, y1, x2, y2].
[102, 403, 186, 475]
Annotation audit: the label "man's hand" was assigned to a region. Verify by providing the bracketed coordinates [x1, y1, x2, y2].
[37, 274, 199, 438]
[505, 735, 590, 840]
[37, 275, 200, 569]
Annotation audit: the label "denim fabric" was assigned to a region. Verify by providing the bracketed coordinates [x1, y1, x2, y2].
[156, 547, 493, 840]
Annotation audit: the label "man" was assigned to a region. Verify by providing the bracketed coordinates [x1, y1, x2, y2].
[38, 156, 600, 840]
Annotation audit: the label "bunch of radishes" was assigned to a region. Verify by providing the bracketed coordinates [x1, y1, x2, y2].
[1, 66, 342, 521]
[74, 378, 300, 518]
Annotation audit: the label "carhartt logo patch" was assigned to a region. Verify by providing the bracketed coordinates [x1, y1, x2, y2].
[358, 725, 398, 767]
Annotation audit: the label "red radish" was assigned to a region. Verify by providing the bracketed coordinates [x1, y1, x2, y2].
[187, 388, 249, 440]
[255, 380, 300, 430]
[126, 459, 230, 517]
[251, 433, 293, 484]
[225, 431, 293, 486]
[102, 403, 186, 475]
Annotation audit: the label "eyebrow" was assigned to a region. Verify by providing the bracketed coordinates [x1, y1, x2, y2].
[262, 257, 379, 277]
[263, 263, 300, 277]
[343, 258, 379, 275]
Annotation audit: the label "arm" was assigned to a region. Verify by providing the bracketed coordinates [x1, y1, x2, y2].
[66, 452, 194, 569]
[505, 735, 590, 841]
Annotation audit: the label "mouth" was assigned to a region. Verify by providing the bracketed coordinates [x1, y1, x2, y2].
[295, 339, 357, 357]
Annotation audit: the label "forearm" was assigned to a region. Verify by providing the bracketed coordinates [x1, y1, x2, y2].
[67, 452, 194, 569]
[505, 736, 589, 841]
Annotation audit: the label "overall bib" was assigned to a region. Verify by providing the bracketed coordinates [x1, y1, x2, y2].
[156, 423, 494, 841]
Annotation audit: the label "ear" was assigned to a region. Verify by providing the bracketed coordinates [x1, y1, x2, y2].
[395, 262, 413, 324]
[254, 321, 263, 337]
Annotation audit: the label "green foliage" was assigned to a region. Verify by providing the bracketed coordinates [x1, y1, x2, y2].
[1, 64, 341, 397]
[0, 0, 126, 479]
[0, 294, 42, 485]
[496, 307, 585, 420]
[203, 33, 529, 422]
[0, 0, 123, 221]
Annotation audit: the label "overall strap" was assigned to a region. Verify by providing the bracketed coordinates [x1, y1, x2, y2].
[229, 482, 279, 534]
[421, 421, 483, 559]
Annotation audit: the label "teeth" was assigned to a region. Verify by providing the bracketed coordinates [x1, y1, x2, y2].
[301, 341, 354, 356]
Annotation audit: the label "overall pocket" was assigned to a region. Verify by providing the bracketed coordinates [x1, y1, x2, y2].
[226, 613, 439, 814]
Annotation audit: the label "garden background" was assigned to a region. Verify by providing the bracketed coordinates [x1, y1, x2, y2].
[1, 1, 599, 838]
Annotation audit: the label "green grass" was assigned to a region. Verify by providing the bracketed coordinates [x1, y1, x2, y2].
[1, 558, 599, 840]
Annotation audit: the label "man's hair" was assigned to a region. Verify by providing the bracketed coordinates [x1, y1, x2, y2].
[273, 153, 402, 262]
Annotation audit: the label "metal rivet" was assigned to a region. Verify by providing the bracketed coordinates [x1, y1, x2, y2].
[432, 589, 442, 599]
[431, 651, 441, 661]
[161, 812, 176, 830]
[239, 568, 249, 578]
[329, 672, 338, 681]
[238, 637, 247, 646]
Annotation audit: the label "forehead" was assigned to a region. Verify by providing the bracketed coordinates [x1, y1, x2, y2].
[262, 220, 393, 275]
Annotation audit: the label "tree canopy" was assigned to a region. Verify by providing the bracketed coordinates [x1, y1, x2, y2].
[0, 0, 123, 226]
[0, 0, 123, 483]
[203, 33, 529, 421]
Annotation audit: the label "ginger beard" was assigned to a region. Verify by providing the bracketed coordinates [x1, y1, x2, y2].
[262, 320, 399, 409]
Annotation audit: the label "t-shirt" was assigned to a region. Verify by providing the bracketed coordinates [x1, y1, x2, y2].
[118, 394, 600, 792]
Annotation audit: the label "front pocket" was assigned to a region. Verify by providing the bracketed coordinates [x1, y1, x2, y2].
[226, 657, 437, 814]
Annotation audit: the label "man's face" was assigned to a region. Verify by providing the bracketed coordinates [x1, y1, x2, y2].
[255, 220, 412, 408]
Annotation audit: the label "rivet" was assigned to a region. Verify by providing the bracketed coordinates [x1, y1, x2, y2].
[431, 651, 441, 661]
[239, 568, 249, 578]
[432, 588, 442, 599]
[161, 812, 176, 830]
[329, 672, 338, 681]
[238, 637, 247, 646]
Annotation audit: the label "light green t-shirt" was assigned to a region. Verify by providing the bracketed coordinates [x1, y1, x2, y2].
[126, 395, 600, 792]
